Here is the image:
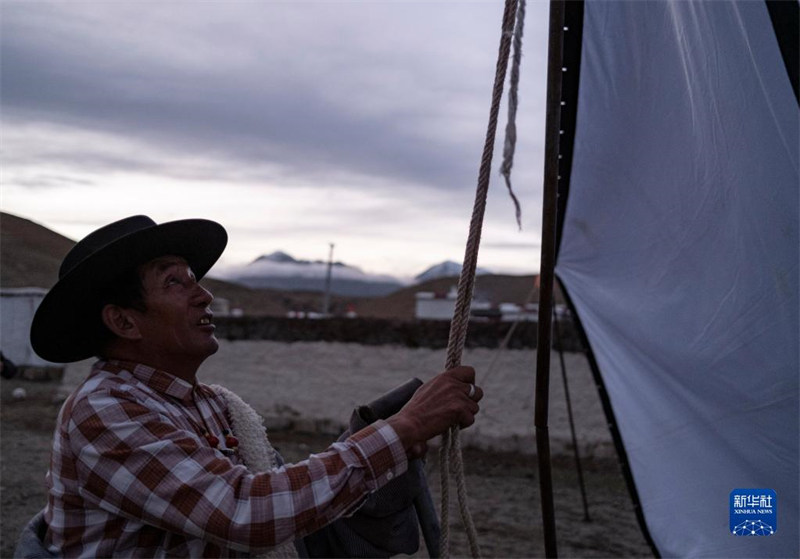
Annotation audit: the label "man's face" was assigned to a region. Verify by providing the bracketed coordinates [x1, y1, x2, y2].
[131, 255, 219, 372]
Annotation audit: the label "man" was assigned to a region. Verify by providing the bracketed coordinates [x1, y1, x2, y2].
[24, 215, 483, 558]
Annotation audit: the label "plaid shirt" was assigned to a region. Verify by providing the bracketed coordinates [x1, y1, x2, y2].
[43, 360, 408, 558]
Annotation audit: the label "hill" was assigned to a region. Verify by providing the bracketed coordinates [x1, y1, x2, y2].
[1, 212, 546, 319]
[0, 212, 325, 315]
[0, 213, 74, 289]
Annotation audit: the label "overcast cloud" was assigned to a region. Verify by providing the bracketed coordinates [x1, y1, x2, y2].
[1, 1, 550, 278]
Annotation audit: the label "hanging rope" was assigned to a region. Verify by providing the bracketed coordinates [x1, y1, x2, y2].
[500, 0, 527, 230]
[439, 0, 522, 556]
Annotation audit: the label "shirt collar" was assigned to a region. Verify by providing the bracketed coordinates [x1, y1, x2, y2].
[99, 360, 196, 403]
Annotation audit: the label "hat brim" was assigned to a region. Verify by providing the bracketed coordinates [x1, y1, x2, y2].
[30, 219, 228, 363]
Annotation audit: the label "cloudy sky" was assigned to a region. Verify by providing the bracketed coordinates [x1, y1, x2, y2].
[1, 1, 551, 280]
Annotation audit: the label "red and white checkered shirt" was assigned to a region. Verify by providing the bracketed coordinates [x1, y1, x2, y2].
[43, 360, 407, 558]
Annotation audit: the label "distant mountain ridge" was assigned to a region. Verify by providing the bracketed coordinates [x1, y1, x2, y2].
[253, 251, 346, 268]
[256, 251, 296, 264]
[414, 260, 490, 283]
[1, 212, 540, 319]
[219, 251, 493, 297]
[219, 251, 405, 297]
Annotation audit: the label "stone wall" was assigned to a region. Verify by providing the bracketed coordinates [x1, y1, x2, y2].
[214, 316, 584, 352]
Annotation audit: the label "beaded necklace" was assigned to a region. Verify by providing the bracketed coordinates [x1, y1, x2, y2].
[190, 387, 239, 456]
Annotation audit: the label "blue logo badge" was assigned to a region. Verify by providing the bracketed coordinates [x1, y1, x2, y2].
[730, 489, 777, 536]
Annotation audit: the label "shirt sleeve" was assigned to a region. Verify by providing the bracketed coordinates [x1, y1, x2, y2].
[66, 389, 408, 553]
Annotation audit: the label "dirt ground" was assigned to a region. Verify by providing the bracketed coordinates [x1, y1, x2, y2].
[0, 377, 653, 558]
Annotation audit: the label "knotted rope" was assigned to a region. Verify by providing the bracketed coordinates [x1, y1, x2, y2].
[439, 0, 523, 556]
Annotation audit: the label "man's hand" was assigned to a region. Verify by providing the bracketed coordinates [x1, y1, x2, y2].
[387, 366, 483, 455]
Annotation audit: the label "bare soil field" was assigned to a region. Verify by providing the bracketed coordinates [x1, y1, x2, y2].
[1, 341, 653, 558]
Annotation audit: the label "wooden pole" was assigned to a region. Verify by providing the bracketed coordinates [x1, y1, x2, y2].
[535, 1, 566, 556]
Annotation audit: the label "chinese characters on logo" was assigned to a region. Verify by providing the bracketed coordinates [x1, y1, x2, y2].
[730, 489, 777, 536]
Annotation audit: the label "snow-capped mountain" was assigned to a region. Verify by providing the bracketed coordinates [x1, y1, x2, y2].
[218, 251, 405, 297]
[217, 253, 495, 296]
[414, 260, 490, 283]
[258, 250, 296, 264]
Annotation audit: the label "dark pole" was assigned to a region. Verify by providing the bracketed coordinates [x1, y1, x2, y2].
[535, 1, 566, 557]
[554, 305, 591, 522]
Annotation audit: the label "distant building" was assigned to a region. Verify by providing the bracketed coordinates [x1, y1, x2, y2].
[498, 302, 539, 322]
[414, 288, 568, 323]
[1, 288, 64, 380]
[286, 311, 325, 319]
[415, 287, 493, 321]
[210, 297, 231, 317]
[415, 289, 456, 320]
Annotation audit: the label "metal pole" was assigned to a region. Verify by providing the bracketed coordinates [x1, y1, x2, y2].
[535, 1, 565, 556]
[322, 243, 334, 317]
[554, 305, 591, 522]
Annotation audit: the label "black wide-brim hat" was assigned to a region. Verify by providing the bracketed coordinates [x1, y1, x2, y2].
[31, 215, 228, 363]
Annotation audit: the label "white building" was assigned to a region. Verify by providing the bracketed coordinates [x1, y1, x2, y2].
[415, 287, 493, 321]
[499, 302, 539, 322]
[415, 289, 456, 320]
[210, 297, 231, 317]
[1, 288, 63, 377]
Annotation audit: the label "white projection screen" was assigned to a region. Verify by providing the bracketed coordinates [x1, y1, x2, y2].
[554, 1, 798, 557]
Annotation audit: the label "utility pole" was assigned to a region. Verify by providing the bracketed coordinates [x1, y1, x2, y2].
[322, 243, 334, 317]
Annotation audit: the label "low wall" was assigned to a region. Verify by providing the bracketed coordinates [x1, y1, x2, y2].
[214, 316, 584, 352]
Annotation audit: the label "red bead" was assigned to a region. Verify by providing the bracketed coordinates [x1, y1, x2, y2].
[205, 434, 220, 448]
[225, 435, 239, 448]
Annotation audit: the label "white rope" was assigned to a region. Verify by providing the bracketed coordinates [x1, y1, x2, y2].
[439, 0, 525, 556]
